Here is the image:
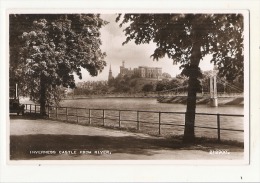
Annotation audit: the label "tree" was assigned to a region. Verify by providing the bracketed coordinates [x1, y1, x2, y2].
[116, 14, 244, 142]
[142, 83, 154, 92]
[155, 80, 168, 91]
[10, 14, 107, 115]
[162, 72, 172, 80]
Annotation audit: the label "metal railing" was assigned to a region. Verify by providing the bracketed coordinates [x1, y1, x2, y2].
[24, 104, 244, 142]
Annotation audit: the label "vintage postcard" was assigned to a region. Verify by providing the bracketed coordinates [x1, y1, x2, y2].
[8, 10, 249, 163]
[1, 0, 259, 182]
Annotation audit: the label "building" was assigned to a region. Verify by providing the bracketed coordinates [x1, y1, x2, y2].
[118, 61, 163, 80]
[137, 66, 162, 79]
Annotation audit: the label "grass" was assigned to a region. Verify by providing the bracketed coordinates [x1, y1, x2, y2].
[10, 114, 244, 160]
[168, 135, 244, 148]
[10, 133, 243, 160]
[12, 113, 244, 147]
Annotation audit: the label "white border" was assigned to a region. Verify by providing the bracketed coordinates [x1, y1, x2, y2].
[1, 0, 259, 182]
[5, 9, 250, 166]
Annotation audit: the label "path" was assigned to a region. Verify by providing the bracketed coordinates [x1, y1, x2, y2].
[9, 116, 244, 160]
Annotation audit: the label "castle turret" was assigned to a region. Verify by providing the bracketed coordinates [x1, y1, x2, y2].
[108, 64, 113, 81]
[120, 60, 126, 76]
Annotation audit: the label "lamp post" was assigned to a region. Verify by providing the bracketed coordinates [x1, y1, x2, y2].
[210, 66, 218, 107]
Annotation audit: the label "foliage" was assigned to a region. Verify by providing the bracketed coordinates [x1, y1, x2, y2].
[110, 75, 132, 93]
[142, 83, 154, 92]
[161, 72, 172, 80]
[156, 77, 187, 92]
[10, 14, 107, 111]
[109, 74, 161, 93]
[73, 81, 109, 95]
[116, 14, 243, 80]
[116, 13, 244, 142]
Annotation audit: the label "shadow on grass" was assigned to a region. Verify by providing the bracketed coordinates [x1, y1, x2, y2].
[10, 134, 243, 160]
[10, 113, 48, 120]
[10, 114, 244, 160]
[10, 134, 190, 160]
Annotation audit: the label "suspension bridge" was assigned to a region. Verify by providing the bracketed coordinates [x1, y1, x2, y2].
[156, 73, 243, 107]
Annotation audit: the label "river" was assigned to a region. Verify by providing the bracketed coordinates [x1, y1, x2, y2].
[61, 97, 243, 114]
[60, 98, 244, 142]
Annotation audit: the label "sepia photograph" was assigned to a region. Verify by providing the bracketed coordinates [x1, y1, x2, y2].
[9, 13, 247, 161]
[1, 0, 260, 182]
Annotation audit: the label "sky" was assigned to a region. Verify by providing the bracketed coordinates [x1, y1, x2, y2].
[75, 14, 214, 83]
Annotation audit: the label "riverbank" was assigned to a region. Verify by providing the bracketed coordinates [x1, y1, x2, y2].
[157, 96, 244, 106]
[64, 96, 158, 100]
[64, 94, 244, 105]
[65, 93, 158, 100]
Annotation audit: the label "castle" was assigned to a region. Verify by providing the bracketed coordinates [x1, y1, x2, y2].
[109, 61, 163, 81]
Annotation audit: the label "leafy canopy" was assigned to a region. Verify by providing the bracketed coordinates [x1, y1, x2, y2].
[10, 14, 107, 105]
[116, 14, 244, 80]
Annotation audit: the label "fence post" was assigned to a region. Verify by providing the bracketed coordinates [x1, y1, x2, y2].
[159, 112, 161, 135]
[85, 108, 87, 124]
[119, 110, 121, 128]
[35, 105, 36, 114]
[76, 108, 79, 123]
[217, 113, 221, 142]
[137, 111, 140, 130]
[30, 104, 31, 113]
[66, 107, 68, 121]
[89, 109, 91, 124]
[103, 109, 105, 126]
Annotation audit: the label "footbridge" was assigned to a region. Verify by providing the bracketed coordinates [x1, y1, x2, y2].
[156, 75, 243, 107]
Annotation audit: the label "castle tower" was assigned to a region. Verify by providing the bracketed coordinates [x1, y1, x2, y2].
[108, 64, 113, 81]
[120, 60, 126, 76]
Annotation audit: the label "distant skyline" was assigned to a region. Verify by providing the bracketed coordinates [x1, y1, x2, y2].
[75, 14, 214, 83]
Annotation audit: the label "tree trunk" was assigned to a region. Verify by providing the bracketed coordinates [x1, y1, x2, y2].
[183, 67, 199, 143]
[40, 74, 47, 116]
[183, 37, 201, 143]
